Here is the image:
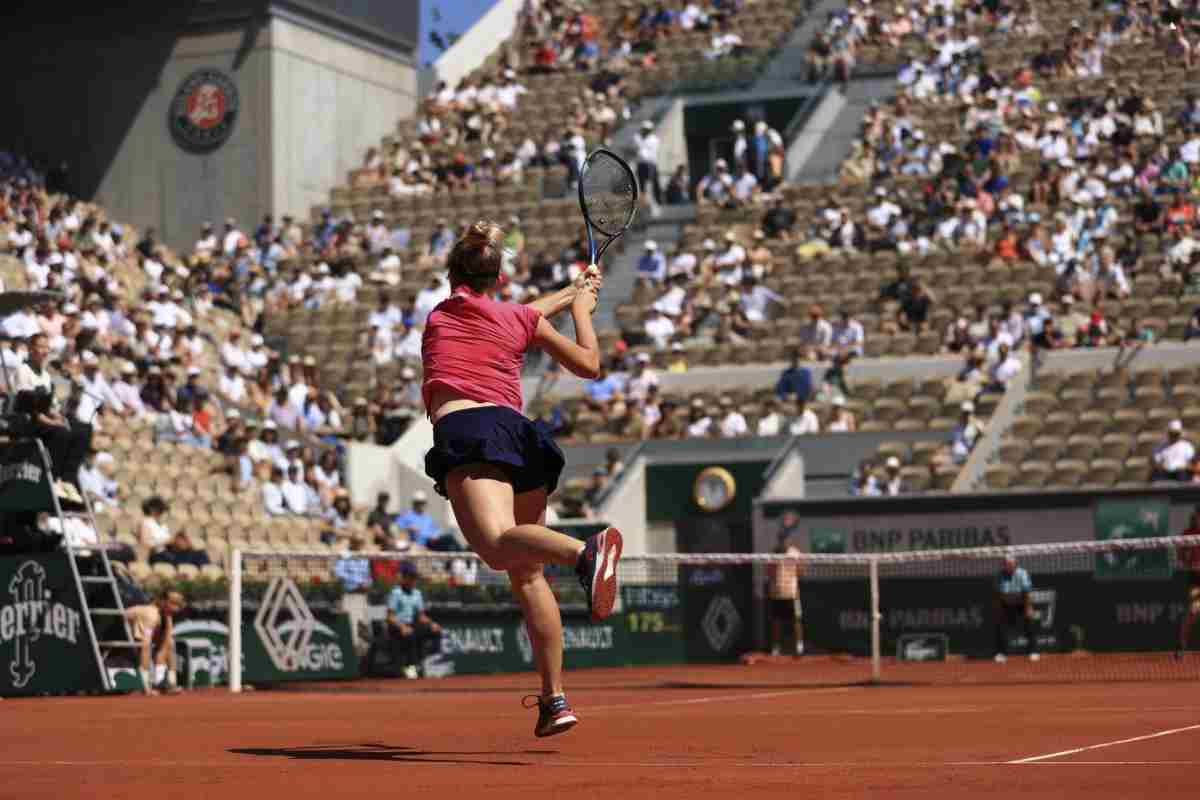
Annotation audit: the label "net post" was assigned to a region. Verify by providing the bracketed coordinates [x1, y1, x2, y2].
[229, 548, 243, 693]
[869, 556, 881, 684]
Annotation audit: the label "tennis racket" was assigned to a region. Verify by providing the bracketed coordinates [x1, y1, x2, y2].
[578, 147, 639, 268]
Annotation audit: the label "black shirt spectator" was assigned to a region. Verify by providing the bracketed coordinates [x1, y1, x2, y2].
[880, 268, 915, 303]
[900, 283, 932, 330]
[1133, 195, 1163, 231]
[1032, 318, 1067, 350]
[762, 199, 796, 238]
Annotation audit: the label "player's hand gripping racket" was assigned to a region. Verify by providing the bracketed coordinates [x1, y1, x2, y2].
[578, 147, 639, 272]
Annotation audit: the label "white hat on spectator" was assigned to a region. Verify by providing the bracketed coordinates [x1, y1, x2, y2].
[956, 317, 968, 329]
[412, 490, 428, 503]
[833, 397, 845, 407]
[715, 158, 728, 169]
[754, 121, 767, 134]
[303, 355, 317, 366]
[81, 351, 97, 365]
[754, 229, 765, 240]
[875, 186, 887, 197]
[719, 395, 733, 407]
[691, 397, 705, 409]
[1062, 294, 1075, 305]
[187, 366, 201, 376]
[886, 456, 901, 469]
[263, 420, 277, 430]
[225, 217, 236, 227]
[1169, 419, 1184, 432]
[317, 262, 331, 274]
[372, 209, 384, 220]
[913, 130, 925, 141]
[1029, 292, 1043, 306]
[671, 342, 685, 352]
[645, 240, 658, 251]
[510, 214, 521, 225]
[724, 230, 737, 242]
[961, 401, 975, 413]
[227, 408, 241, 419]
[172, 289, 184, 300]
[121, 361, 136, 375]
[401, 366, 416, 379]
[635, 352, 650, 363]
[62, 304, 79, 315]
[1045, 101, 1059, 114]
[47, 252, 63, 266]
[731, 120, 745, 132]
[702, 238, 717, 250]
[286, 439, 301, 451]
[938, 142, 955, 155]
[96, 452, 114, 466]
[641, 120, 654, 131]
[252, 334, 264, 346]
[504, 68, 516, 79]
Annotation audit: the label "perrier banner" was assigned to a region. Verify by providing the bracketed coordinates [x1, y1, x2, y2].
[0, 553, 105, 696]
[0, 440, 54, 512]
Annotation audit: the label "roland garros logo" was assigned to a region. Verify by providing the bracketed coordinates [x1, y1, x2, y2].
[169, 68, 240, 152]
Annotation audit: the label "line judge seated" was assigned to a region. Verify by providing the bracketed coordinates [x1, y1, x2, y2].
[12, 333, 90, 499]
[1151, 419, 1195, 482]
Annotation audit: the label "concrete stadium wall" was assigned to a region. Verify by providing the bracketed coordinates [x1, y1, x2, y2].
[269, 16, 417, 222]
[94, 26, 275, 251]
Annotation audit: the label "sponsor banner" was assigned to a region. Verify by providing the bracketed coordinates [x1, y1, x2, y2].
[419, 616, 626, 677]
[0, 553, 104, 696]
[0, 440, 54, 513]
[804, 573, 1195, 658]
[622, 584, 686, 665]
[1094, 499, 1172, 580]
[897, 633, 949, 662]
[174, 578, 357, 685]
[764, 498, 1200, 554]
[680, 565, 753, 662]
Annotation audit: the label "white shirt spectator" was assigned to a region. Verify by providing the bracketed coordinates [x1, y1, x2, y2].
[756, 411, 785, 437]
[833, 318, 865, 354]
[740, 285, 782, 322]
[113, 376, 146, 417]
[635, 131, 660, 165]
[653, 286, 686, 317]
[715, 242, 746, 268]
[686, 416, 713, 438]
[626, 368, 659, 401]
[281, 478, 309, 515]
[788, 408, 820, 435]
[719, 410, 748, 438]
[732, 172, 759, 203]
[799, 317, 834, 350]
[219, 371, 247, 404]
[867, 199, 902, 228]
[220, 337, 250, 373]
[262, 481, 287, 516]
[644, 313, 675, 350]
[990, 354, 1022, 385]
[335, 272, 362, 304]
[1153, 438, 1195, 473]
[369, 304, 403, 331]
[222, 227, 243, 256]
[414, 282, 449, 326]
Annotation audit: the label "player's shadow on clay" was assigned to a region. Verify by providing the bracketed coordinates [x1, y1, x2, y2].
[230, 742, 556, 766]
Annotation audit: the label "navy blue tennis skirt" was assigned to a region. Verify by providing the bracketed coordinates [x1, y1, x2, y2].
[425, 405, 565, 497]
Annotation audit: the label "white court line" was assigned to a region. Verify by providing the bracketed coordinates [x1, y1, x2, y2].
[587, 686, 852, 712]
[1009, 723, 1200, 764]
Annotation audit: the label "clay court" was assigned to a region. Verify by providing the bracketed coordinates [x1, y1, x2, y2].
[3, 659, 1198, 799]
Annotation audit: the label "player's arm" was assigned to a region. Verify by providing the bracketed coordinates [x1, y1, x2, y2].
[528, 265, 600, 318]
[533, 286, 601, 379]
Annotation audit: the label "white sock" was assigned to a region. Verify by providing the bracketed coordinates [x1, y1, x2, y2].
[796, 641, 805, 655]
[167, 669, 178, 688]
[154, 664, 167, 684]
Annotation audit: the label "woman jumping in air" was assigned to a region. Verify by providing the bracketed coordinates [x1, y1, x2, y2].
[421, 221, 622, 738]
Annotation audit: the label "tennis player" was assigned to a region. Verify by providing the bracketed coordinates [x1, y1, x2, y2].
[422, 221, 622, 738]
[1175, 507, 1200, 659]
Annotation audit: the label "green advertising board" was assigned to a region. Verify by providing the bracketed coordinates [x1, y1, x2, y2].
[0, 553, 106, 697]
[172, 577, 358, 685]
[1094, 499, 1172, 580]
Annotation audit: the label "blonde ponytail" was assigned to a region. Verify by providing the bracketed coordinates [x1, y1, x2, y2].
[448, 220, 505, 292]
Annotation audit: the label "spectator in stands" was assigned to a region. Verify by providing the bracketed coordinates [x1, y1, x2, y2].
[392, 490, 440, 550]
[666, 341, 688, 372]
[281, 464, 310, 515]
[78, 449, 118, 510]
[832, 308, 865, 357]
[262, 465, 288, 515]
[993, 553, 1039, 663]
[788, 398, 820, 435]
[334, 534, 372, 591]
[987, 342, 1023, 392]
[827, 397, 856, 433]
[665, 165, 690, 205]
[634, 121, 662, 211]
[637, 240, 666, 285]
[366, 492, 395, 546]
[1031, 316, 1068, 351]
[776, 349, 812, 402]
[149, 531, 209, 569]
[625, 353, 659, 402]
[124, 590, 186, 695]
[762, 195, 796, 239]
[898, 281, 932, 333]
[949, 402, 986, 466]
[139, 496, 171, 553]
[798, 304, 833, 361]
[14, 332, 91, 491]
[1152, 420, 1196, 482]
[880, 457, 904, 496]
[718, 395, 748, 437]
[386, 561, 442, 679]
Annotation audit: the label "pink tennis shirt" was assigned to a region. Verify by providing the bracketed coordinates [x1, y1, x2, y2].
[421, 286, 543, 415]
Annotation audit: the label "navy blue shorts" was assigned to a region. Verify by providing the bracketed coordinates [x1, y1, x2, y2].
[424, 406, 565, 498]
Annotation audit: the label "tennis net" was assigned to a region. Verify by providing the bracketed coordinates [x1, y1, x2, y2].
[222, 535, 1200, 690]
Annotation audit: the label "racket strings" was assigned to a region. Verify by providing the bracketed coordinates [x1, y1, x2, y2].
[581, 153, 636, 236]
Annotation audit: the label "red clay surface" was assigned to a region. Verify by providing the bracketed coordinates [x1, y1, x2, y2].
[2, 661, 1199, 799]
